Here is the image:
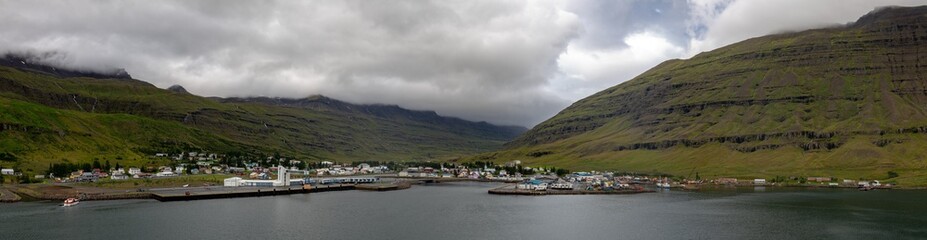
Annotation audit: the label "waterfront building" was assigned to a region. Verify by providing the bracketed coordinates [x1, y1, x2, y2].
[753, 179, 767, 185]
[517, 180, 548, 191]
[229, 165, 293, 187]
[224, 177, 242, 187]
[808, 177, 832, 182]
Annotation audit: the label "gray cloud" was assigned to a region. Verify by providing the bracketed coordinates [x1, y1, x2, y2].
[0, 0, 580, 126]
[1, 0, 924, 127]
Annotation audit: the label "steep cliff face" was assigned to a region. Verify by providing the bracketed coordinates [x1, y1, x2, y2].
[498, 6, 927, 183]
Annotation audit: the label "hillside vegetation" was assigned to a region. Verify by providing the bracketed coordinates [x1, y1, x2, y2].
[482, 6, 927, 186]
[0, 56, 526, 174]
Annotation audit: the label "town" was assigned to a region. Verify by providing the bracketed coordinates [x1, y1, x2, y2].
[0, 150, 897, 204]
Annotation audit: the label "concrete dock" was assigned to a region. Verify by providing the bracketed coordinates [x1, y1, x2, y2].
[152, 184, 355, 202]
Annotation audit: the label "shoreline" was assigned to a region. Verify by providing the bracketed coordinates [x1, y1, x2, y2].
[0, 177, 917, 203]
[488, 184, 655, 195]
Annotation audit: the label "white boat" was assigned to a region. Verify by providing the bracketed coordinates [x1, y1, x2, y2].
[62, 198, 80, 207]
[657, 182, 672, 188]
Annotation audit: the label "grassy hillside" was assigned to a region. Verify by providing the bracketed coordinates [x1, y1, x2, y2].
[479, 6, 927, 186]
[0, 58, 526, 173]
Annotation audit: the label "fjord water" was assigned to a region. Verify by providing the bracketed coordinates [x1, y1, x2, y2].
[2, 182, 925, 239]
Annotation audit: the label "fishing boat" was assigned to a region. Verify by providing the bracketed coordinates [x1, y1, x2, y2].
[62, 198, 80, 207]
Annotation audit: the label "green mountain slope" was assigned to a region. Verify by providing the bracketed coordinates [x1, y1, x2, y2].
[0, 57, 526, 173]
[488, 6, 927, 185]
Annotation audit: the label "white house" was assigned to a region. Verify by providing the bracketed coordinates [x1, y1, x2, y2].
[156, 171, 176, 177]
[128, 168, 141, 175]
[111, 173, 128, 180]
[1, 169, 13, 175]
[753, 179, 767, 185]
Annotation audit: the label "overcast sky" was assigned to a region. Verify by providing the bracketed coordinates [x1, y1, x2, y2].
[1, 0, 925, 127]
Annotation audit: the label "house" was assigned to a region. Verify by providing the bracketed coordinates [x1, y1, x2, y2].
[716, 178, 738, 184]
[808, 177, 831, 182]
[111, 173, 128, 180]
[753, 179, 767, 185]
[156, 171, 176, 177]
[1, 169, 13, 175]
[128, 168, 141, 175]
[78, 172, 98, 182]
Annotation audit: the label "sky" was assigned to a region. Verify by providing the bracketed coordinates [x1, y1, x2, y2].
[1, 0, 925, 127]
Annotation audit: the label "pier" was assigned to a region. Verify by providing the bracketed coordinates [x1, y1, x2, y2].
[151, 184, 355, 202]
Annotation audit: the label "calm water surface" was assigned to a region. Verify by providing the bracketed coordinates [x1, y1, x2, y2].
[2, 182, 926, 239]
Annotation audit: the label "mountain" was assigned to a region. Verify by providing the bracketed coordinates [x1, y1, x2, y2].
[490, 6, 927, 185]
[0, 56, 526, 173]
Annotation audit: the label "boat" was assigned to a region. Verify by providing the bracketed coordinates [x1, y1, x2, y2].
[62, 198, 80, 207]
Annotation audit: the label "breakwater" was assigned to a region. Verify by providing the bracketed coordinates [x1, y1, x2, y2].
[152, 184, 355, 202]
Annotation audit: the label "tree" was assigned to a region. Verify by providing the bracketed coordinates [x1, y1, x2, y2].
[887, 171, 899, 179]
[92, 159, 102, 170]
